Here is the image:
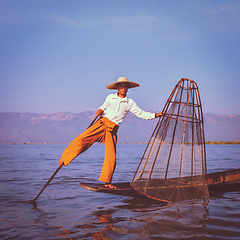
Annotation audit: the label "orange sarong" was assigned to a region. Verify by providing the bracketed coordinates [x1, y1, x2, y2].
[60, 117, 118, 183]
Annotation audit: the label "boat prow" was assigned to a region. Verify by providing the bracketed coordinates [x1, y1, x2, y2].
[79, 182, 143, 197]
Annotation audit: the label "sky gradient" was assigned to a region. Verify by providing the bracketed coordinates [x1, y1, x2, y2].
[1, 0, 240, 115]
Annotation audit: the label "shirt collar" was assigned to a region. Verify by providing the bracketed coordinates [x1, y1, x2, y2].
[113, 93, 128, 102]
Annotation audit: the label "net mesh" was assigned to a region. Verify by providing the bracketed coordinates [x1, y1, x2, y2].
[130, 78, 209, 202]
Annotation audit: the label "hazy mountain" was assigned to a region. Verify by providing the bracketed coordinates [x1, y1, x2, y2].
[0, 111, 239, 143]
[204, 113, 240, 141]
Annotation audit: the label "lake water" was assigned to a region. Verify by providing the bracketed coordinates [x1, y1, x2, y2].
[0, 144, 239, 239]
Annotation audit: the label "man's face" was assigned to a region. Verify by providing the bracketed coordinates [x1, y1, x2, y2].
[117, 83, 128, 96]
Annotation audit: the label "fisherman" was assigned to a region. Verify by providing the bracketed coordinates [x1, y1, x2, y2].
[58, 77, 162, 189]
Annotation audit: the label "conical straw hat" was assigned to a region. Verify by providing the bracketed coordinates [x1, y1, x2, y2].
[106, 77, 140, 90]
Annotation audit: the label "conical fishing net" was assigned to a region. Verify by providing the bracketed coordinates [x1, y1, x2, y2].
[131, 78, 209, 203]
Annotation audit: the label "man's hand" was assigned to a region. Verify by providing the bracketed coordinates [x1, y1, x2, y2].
[155, 112, 163, 118]
[96, 109, 104, 116]
[58, 157, 65, 167]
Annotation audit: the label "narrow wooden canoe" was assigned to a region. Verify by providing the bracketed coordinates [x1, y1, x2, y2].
[80, 168, 240, 198]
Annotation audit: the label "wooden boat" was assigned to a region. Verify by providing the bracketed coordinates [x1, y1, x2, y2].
[80, 168, 240, 199]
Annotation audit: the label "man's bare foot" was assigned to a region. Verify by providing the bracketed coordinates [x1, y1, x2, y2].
[104, 183, 117, 189]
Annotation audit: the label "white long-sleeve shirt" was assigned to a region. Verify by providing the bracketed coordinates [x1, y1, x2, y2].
[99, 93, 156, 125]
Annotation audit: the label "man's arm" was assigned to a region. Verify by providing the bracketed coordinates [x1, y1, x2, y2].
[96, 94, 112, 116]
[130, 100, 160, 120]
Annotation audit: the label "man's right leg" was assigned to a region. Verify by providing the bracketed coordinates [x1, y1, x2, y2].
[59, 119, 105, 166]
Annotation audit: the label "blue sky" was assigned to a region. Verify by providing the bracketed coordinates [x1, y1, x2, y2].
[0, 0, 240, 115]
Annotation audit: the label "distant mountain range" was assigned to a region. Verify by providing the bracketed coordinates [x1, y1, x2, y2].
[0, 111, 239, 143]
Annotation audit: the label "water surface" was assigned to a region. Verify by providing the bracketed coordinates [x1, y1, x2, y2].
[0, 144, 239, 239]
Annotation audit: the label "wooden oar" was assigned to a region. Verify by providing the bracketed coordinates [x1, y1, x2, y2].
[87, 114, 100, 128]
[29, 114, 100, 203]
[29, 163, 64, 204]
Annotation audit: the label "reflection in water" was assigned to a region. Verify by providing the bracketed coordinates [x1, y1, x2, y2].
[56, 198, 210, 239]
[55, 228, 76, 239]
[92, 211, 114, 240]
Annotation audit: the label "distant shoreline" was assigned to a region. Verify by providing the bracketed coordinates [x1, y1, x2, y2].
[1, 141, 240, 145]
[205, 140, 240, 145]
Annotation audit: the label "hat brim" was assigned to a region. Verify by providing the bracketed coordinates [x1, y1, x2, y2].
[106, 81, 140, 90]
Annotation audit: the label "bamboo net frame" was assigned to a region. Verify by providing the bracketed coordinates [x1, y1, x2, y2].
[131, 78, 209, 203]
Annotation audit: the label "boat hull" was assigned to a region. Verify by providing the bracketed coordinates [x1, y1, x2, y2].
[80, 168, 240, 199]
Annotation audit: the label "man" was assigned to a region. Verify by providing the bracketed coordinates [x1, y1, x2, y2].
[59, 77, 162, 189]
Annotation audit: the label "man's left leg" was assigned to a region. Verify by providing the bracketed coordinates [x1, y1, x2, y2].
[98, 128, 117, 187]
